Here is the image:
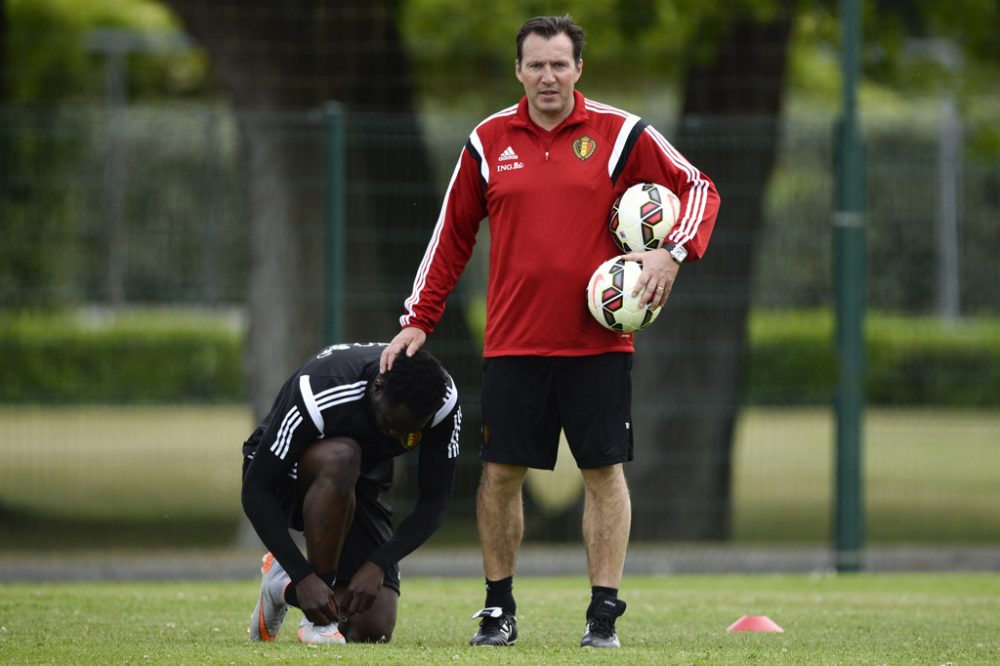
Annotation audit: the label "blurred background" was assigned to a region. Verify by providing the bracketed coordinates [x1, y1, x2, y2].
[1, 0, 997, 570]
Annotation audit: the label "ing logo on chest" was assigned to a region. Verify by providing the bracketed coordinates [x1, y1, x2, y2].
[495, 144, 524, 173]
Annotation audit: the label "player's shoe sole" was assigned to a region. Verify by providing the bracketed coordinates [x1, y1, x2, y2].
[248, 552, 290, 642]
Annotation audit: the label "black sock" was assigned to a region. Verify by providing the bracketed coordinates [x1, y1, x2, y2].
[484, 576, 516, 615]
[588, 586, 619, 616]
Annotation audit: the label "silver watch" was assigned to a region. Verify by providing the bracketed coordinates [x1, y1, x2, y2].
[663, 241, 687, 264]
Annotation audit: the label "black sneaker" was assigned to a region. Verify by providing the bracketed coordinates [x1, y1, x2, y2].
[469, 607, 517, 646]
[580, 597, 626, 648]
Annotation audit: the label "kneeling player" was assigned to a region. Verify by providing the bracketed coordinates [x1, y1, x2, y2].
[241, 343, 461, 643]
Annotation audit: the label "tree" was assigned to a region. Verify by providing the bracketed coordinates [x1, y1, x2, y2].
[0, 0, 7, 103]
[160, 0, 471, 419]
[628, 4, 795, 539]
[624, 0, 1000, 539]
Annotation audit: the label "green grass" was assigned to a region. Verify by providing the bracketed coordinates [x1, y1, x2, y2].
[1, 574, 998, 664]
[1, 406, 998, 547]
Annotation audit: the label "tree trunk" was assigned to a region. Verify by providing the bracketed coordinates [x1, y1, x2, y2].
[237, 111, 327, 417]
[162, 1, 473, 420]
[627, 6, 794, 540]
[0, 0, 7, 103]
[0, 0, 8, 201]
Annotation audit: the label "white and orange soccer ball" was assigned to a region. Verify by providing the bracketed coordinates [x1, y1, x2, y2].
[586, 257, 662, 333]
[609, 182, 681, 253]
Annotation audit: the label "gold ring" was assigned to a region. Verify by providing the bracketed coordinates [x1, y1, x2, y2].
[655, 286, 665, 292]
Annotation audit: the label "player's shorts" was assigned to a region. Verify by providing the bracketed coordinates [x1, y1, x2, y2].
[479, 353, 634, 470]
[241, 458, 401, 594]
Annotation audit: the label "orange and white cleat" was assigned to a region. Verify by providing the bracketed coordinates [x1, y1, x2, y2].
[248, 552, 290, 641]
[297, 618, 347, 645]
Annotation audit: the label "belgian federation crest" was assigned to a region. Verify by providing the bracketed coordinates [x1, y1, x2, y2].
[400, 432, 422, 449]
[573, 136, 597, 161]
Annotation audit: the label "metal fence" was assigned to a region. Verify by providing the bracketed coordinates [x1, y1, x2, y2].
[1, 103, 998, 554]
[4, 104, 998, 313]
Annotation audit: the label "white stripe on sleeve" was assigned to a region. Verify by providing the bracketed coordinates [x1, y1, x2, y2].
[315, 381, 367, 411]
[644, 125, 710, 246]
[431, 377, 459, 428]
[607, 113, 642, 180]
[270, 406, 303, 460]
[469, 130, 489, 185]
[298, 375, 325, 436]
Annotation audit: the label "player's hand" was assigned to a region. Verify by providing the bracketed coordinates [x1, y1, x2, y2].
[380, 327, 427, 373]
[295, 573, 342, 626]
[338, 562, 385, 616]
[623, 247, 680, 309]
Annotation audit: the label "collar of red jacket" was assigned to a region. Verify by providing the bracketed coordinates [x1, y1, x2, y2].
[510, 89, 590, 134]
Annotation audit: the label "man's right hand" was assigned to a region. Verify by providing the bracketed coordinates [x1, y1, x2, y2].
[380, 327, 427, 373]
[295, 573, 341, 626]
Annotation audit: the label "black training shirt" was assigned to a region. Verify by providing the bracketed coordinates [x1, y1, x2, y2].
[241, 343, 461, 584]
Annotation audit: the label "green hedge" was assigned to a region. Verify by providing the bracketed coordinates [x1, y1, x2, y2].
[2, 309, 998, 406]
[746, 310, 1000, 407]
[0, 311, 245, 403]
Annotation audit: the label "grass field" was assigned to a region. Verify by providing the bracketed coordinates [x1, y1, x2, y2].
[1, 406, 998, 547]
[1, 574, 997, 664]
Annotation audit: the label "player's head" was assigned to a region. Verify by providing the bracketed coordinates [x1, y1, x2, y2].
[516, 15, 586, 64]
[370, 349, 448, 437]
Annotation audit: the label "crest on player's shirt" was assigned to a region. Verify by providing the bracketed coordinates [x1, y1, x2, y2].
[573, 136, 597, 161]
[400, 432, 422, 449]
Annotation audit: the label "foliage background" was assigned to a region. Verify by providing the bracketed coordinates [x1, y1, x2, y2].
[1, 0, 998, 549]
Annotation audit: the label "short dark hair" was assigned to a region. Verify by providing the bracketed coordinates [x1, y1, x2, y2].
[516, 15, 586, 63]
[382, 349, 448, 419]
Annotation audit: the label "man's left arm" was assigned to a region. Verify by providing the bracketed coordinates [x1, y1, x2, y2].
[338, 405, 461, 615]
[621, 127, 721, 306]
[629, 126, 721, 262]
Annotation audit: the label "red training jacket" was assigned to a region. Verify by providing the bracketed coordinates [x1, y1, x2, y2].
[400, 90, 721, 357]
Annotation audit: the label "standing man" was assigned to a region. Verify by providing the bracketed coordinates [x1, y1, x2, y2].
[380, 15, 720, 648]
[243, 342, 461, 644]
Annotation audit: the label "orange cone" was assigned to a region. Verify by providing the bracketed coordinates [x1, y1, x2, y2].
[726, 615, 784, 633]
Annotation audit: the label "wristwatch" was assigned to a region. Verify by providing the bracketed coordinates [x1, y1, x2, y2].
[663, 241, 687, 264]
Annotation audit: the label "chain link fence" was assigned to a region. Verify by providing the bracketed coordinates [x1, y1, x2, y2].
[1, 102, 998, 554]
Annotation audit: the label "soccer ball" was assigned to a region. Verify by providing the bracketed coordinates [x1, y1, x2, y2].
[609, 182, 681, 253]
[586, 257, 662, 333]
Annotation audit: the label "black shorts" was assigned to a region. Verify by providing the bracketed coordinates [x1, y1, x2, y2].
[243, 458, 401, 594]
[479, 353, 634, 470]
